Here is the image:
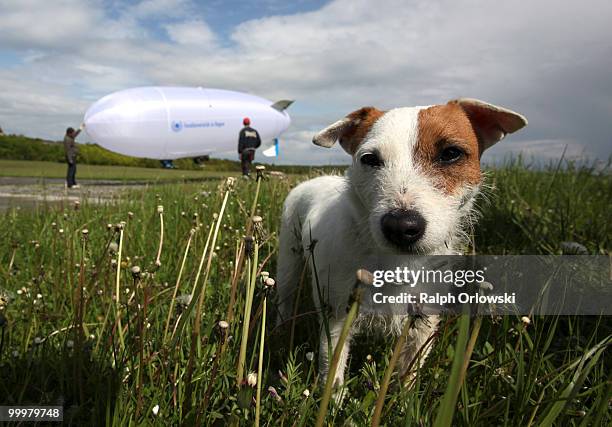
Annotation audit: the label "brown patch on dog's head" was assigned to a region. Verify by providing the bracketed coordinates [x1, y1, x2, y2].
[415, 99, 527, 195]
[313, 107, 385, 155]
[415, 103, 482, 195]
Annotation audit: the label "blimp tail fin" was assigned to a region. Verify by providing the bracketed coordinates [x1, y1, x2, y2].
[262, 138, 279, 157]
[271, 100, 294, 112]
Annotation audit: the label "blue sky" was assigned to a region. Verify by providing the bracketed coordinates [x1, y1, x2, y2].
[0, 0, 611, 165]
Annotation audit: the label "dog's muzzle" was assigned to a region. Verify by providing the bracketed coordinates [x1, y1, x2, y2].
[381, 209, 427, 249]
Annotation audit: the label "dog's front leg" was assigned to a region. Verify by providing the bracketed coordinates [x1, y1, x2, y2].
[319, 316, 353, 390]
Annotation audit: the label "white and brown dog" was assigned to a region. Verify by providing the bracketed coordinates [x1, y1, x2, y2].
[276, 99, 527, 388]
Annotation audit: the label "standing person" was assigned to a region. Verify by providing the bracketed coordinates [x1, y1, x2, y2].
[64, 124, 84, 189]
[238, 117, 261, 177]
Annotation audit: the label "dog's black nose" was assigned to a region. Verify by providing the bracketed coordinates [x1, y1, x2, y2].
[381, 210, 427, 248]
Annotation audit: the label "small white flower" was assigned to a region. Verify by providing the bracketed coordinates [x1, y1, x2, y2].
[302, 388, 310, 398]
[152, 404, 160, 416]
[17, 289, 23, 295]
[218, 320, 229, 330]
[521, 316, 531, 325]
[247, 372, 257, 387]
[36, 293, 43, 299]
[306, 352, 314, 362]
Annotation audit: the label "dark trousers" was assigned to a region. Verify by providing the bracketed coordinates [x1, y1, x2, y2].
[240, 150, 255, 175]
[66, 161, 77, 187]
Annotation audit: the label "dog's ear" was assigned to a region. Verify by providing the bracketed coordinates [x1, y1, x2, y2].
[313, 107, 384, 154]
[449, 98, 527, 151]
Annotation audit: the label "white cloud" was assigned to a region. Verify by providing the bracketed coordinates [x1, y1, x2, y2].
[0, 0, 611, 164]
[131, 0, 195, 18]
[165, 20, 217, 46]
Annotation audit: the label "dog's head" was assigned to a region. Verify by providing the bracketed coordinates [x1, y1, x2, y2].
[313, 98, 527, 253]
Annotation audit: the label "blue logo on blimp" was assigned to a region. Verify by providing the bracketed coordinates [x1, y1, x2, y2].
[171, 121, 183, 132]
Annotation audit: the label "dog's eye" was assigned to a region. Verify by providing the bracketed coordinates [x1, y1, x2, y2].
[438, 146, 464, 164]
[360, 153, 383, 168]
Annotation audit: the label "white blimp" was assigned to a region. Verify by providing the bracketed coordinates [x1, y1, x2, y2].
[83, 87, 292, 160]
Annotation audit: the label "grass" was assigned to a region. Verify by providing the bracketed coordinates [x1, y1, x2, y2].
[0, 159, 229, 181]
[0, 160, 610, 426]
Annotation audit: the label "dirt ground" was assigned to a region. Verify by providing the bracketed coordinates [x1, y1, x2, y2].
[0, 177, 147, 211]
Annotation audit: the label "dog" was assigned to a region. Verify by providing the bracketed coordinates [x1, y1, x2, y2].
[276, 98, 527, 388]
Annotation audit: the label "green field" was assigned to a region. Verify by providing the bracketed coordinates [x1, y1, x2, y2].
[0, 159, 229, 181]
[0, 162, 610, 425]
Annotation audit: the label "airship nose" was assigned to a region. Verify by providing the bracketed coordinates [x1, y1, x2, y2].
[83, 88, 167, 158]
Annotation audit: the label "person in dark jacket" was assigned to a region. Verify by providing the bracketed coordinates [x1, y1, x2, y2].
[63, 124, 84, 188]
[238, 117, 261, 176]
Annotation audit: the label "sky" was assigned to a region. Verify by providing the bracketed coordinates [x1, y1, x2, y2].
[0, 0, 610, 165]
